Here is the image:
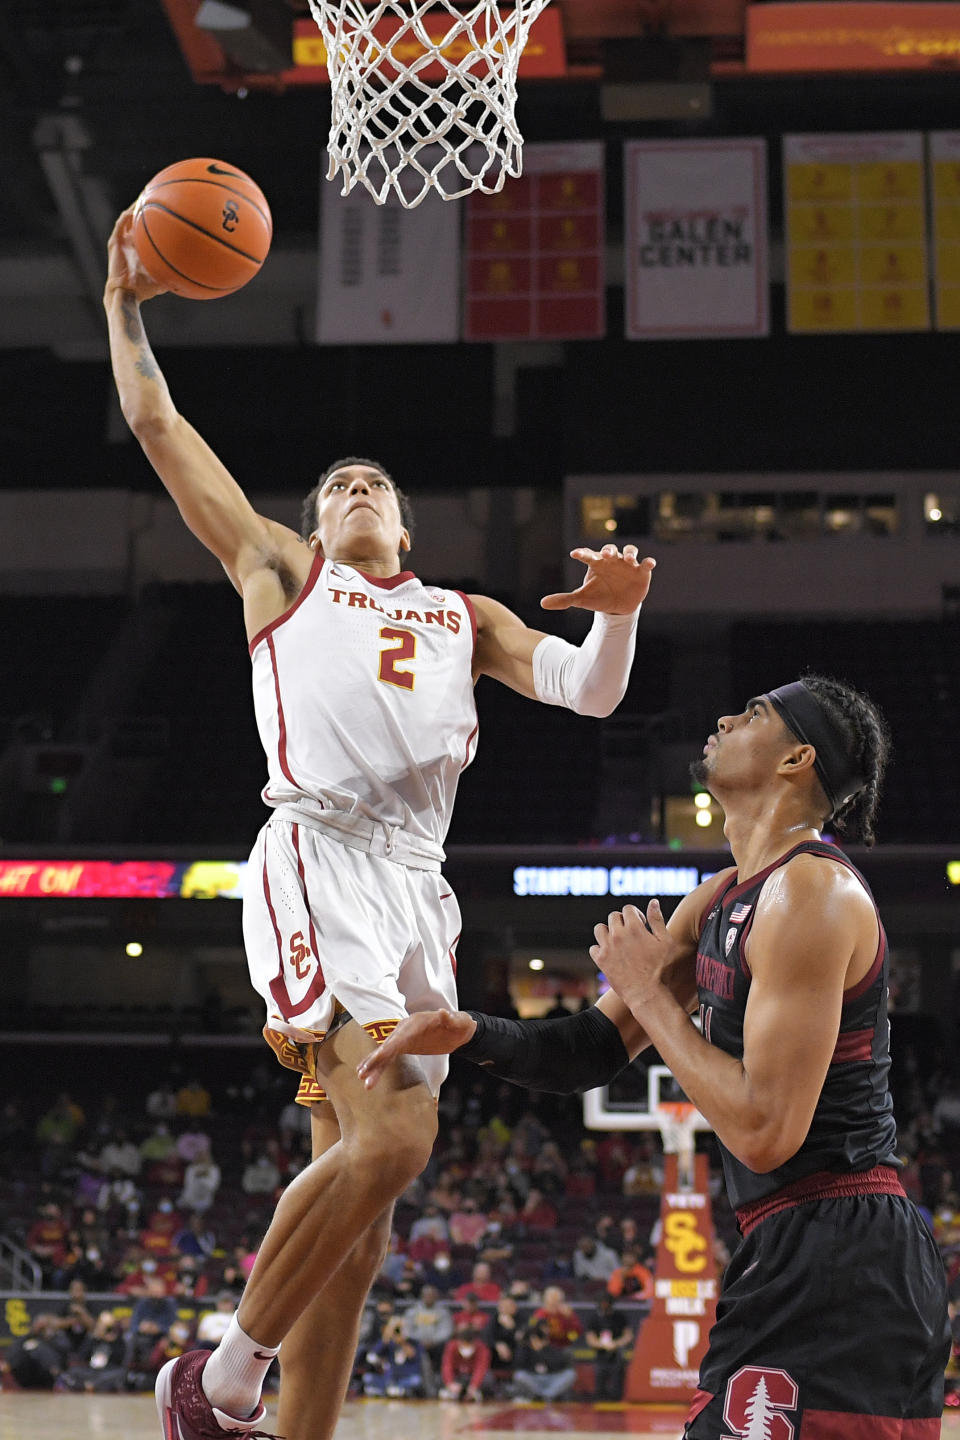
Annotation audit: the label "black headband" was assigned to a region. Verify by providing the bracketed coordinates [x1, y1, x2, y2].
[767, 681, 866, 817]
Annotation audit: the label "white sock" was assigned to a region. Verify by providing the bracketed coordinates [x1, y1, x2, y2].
[201, 1313, 280, 1419]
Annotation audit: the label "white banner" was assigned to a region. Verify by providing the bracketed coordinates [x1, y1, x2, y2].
[317, 164, 461, 344]
[624, 139, 769, 339]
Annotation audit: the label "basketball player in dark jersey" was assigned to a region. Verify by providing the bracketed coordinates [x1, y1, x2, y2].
[361, 673, 950, 1436]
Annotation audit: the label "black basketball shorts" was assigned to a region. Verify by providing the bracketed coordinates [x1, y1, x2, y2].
[684, 1184, 949, 1438]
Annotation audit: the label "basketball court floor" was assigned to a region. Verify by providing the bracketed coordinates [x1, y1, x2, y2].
[3, 1394, 960, 1439]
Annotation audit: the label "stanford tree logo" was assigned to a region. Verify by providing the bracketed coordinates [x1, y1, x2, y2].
[722, 1366, 799, 1439]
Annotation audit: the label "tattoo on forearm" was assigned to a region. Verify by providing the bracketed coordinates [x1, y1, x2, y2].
[135, 349, 159, 381]
[120, 293, 143, 344]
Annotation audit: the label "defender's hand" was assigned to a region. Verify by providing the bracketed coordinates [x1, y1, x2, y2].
[541, 544, 655, 614]
[104, 207, 167, 305]
[590, 901, 679, 1012]
[357, 1008, 477, 1089]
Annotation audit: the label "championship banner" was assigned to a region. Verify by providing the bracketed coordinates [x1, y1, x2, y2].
[463, 141, 605, 342]
[784, 133, 930, 333]
[748, 2, 960, 72]
[930, 133, 960, 330]
[624, 140, 769, 340]
[317, 172, 461, 344]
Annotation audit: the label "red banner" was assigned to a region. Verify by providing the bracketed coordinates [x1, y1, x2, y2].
[292, 8, 566, 81]
[748, 2, 960, 72]
[464, 141, 605, 341]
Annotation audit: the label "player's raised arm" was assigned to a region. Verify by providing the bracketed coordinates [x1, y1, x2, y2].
[471, 543, 655, 714]
[103, 208, 300, 593]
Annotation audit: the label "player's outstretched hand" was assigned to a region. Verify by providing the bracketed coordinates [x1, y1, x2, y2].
[357, 1008, 478, 1090]
[104, 207, 167, 305]
[541, 544, 656, 613]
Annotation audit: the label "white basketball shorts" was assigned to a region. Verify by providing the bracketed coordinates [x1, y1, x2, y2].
[243, 815, 461, 1104]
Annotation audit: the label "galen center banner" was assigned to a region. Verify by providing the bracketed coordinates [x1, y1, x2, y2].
[624, 139, 769, 339]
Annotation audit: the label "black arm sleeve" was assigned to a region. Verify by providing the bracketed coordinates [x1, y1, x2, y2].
[457, 1006, 631, 1095]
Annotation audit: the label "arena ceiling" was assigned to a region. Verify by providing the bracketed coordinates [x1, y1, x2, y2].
[2, 0, 960, 356]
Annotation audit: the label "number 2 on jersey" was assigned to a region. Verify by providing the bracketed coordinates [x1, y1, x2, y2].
[378, 626, 416, 690]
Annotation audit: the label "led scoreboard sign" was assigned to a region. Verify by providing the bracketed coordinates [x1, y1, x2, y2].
[513, 865, 703, 897]
[0, 857, 956, 901]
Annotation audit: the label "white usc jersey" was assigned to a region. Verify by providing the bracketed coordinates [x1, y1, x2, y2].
[249, 556, 479, 850]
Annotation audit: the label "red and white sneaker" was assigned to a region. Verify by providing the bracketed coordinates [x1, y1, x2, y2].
[156, 1350, 279, 1440]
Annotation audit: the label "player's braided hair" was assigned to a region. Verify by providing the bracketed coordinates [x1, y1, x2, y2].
[800, 673, 891, 847]
[300, 456, 415, 556]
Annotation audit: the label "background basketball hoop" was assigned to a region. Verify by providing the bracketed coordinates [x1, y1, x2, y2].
[657, 1100, 699, 1192]
[306, 0, 552, 207]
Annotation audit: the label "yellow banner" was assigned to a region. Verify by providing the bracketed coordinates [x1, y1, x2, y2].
[784, 133, 930, 333]
[931, 133, 960, 329]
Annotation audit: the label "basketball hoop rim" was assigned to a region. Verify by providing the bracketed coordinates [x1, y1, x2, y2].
[657, 1101, 697, 1121]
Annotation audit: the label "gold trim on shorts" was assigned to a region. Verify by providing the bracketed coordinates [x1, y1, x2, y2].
[266, 1013, 402, 1107]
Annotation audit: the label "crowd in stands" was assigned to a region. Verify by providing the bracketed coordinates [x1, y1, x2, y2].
[2, 1044, 960, 1404]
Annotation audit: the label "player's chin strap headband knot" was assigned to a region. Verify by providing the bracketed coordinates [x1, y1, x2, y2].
[767, 681, 866, 817]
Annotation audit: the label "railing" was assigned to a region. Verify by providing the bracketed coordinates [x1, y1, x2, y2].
[0, 1235, 42, 1293]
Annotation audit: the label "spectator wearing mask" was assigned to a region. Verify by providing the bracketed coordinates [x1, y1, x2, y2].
[148, 1318, 195, 1378]
[440, 1319, 491, 1401]
[477, 1217, 514, 1268]
[607, 1247, 653, 1301]
[449, 1197, 488, 1248]
[140, 1198, 181, 1257]
[512, 1317, 577, 1402]
[585, 1294, 633, 1400]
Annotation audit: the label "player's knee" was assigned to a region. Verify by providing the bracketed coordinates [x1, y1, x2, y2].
[347, 1210, 393, 1283]
[355, 1094, 436, 1190]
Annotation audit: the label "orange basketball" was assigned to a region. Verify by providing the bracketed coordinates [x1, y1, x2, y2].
[132, 158, 272, 301]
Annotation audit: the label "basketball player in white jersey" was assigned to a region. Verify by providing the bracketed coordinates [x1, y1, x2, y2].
[104, 208, 655, 1440]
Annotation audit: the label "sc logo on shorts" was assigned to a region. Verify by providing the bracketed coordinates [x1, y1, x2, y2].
[722, 1365, 799, 1439]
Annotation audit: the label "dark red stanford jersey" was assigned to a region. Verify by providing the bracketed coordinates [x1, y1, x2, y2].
[696, 840, 899, 1210]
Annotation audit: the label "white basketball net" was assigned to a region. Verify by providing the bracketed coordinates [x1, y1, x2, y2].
[307, 0, 552, 207]
[658, 1105, 698, 1191]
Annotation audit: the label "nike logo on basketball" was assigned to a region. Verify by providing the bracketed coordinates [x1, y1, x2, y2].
[207, 162, 244, 177]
